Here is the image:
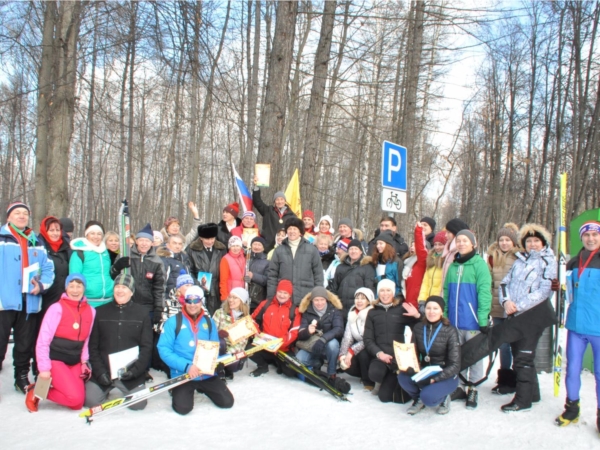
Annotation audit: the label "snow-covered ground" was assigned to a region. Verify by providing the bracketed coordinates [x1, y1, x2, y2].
[1, 348, 598, 450]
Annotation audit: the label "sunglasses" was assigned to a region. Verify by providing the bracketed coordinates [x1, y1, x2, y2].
[184, 296, 203, 304]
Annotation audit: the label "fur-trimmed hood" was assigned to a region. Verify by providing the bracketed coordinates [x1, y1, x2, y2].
[519, 223, 552, 248]
[487, 242, 520, 261]
[333, 228, 364, 242]
[189, 237, 226, 252]
[156, 246, 173, 258]
[298, 289, 343, 313]
[339, 254, 372, 266]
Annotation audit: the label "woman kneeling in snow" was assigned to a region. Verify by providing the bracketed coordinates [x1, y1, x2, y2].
[398, 296, 460, 415]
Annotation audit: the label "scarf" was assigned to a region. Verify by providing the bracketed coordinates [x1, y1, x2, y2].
[39, 216, 63, 253]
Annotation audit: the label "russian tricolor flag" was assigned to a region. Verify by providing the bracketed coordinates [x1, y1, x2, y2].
[232, 162, 253, 213]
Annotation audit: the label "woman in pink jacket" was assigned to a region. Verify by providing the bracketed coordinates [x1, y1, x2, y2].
[26, 273, 96, 412]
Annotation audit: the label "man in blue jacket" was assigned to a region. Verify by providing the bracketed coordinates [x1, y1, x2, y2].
[157, 286, 233, 415]
[0, 201, 55, 393]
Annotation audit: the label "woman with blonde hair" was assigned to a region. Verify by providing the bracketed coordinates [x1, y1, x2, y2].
[104, 231, 120, 265]
[418, 231, 447, 306]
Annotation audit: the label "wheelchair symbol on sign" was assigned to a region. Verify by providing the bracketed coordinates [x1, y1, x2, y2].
[386, 191, 402, 211]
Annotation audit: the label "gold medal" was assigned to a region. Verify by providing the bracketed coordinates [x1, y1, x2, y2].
[279, 219, 283, 224]
[73, 322, 80, 330]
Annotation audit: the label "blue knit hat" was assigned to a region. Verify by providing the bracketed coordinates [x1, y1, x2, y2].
[65, 273, 87, 290]
[136, 223, 153, 241]
[176, 269, 194, 289]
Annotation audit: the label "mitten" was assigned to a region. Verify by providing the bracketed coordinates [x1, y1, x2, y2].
[113, 257, 131, 272]
[98, 372, 112, 387]
[218, 329, 229, 339]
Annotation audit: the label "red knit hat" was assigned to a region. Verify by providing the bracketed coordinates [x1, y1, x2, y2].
[223, 202, 240, 218]
[276, 279, 293, 296]
[303, 210, 315, 221]
[433, 231, 447, 245]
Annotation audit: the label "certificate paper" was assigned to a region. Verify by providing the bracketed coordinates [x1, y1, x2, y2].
[193, 341, 220, 375]
[108, 346, 139, 379]
[225, 315, 258, 345]
[393, 341, 420, 372]
[255, 164, 271, 187]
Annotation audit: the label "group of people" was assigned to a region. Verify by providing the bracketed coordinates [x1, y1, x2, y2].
[0, 185, 598, 437]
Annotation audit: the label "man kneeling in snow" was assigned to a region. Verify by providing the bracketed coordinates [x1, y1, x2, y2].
[158, 286, 234, 414]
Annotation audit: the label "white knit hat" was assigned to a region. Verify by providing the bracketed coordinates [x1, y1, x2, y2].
[230, 287, 250, 304]
[377, 279, 396, 295]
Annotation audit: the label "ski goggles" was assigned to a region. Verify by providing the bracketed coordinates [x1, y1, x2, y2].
[184, 296, 203, 304]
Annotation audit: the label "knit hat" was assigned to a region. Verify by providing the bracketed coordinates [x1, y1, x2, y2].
[496, 222, 519, 247]
[354, 287, 375, 303]
[276, 279, 293, 296]
[65, 273, 87, 290]
[425, 295, 445, 311]
[303, 210, 315, 221]
[228, 236, 243, 248]
[433, 231, 447, 245]
[456, 229, 477, 248]
[580, 221, 600, 240]
[60, 217, 74, 233]
[420, 217, 436, 231]
[338, 218, 353, 230]
[242, 211, 256, 220]
[114, 273, 135, 294]
[284, 217, 305, 235]
[230, 287, 250, 304]
[445, 218, 469, 237]
[273, 191, 286, 202]
[164, 216, 180, 229]
[377, 279, 396, 295]
[6, 201, 30, 220]
[184, 286, 204, 302]
[376, 230, 395, 247]
[198, 223, 219, 239]
[317, 215, 335, 234]
[176, 269, 194, 289]
[337, 238, 351, 252]
[136, 223, 154, 241]
[251, 236, 266, 250]
[223, 202, 240, 217]
[310, 286, 329, 301]
[348, 239, 363, 253]
[153, 231, 164, 243]
[84, 220, 105, 236]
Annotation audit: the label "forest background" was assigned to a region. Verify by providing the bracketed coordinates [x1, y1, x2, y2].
[1, 0, 599, 249]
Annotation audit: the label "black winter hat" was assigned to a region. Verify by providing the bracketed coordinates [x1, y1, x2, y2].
[375, 230, 395, 248]
[425, 295, 445, 311]
[60, 217, 74, 233]
[251, 236, 267, 249]
[284, 217, 305, 235]
[198, 223, 219, 239]
[420, 216, 436, 231]
[348, 239, 363, 253]
[445, 218, 469, 237]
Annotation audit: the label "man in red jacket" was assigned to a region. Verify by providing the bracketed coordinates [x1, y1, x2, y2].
[249, 280, 301, 377]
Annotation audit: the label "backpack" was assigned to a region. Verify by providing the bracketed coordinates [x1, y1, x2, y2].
[174, 311, 212, 338]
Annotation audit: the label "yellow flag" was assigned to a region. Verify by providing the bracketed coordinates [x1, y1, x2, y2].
[284, 169, 302, 217]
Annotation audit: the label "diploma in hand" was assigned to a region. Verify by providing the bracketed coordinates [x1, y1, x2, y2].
[193, 341, 220, 375]
[225, 315, 258, 345]
[393, 341, 420, 372]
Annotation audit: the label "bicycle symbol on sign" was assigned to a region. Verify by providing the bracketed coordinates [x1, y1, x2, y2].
[386, 191, 402, 211]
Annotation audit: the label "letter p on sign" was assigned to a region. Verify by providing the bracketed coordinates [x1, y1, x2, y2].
[381, 141, 407, 191]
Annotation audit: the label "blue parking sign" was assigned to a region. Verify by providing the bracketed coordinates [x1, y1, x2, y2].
[381, 141, 407, 191]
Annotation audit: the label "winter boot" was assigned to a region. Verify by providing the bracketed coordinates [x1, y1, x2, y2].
[437, 395, 451, 415]
[555, 398, 580, 426]
[371, 382, 381, 396]
[501, 398, 531, 413]
[491, 369, 517, 395]
[466, 387, 478, 409]
[451, 386, 467, 401]
[407, 398, 425, 415]
[328, 374, 351, 394]
[25, 384, 39, 412]
[249, 365, 269, 378]
[14, 371, 30, 394]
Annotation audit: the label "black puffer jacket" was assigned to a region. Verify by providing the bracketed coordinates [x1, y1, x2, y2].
[331, 255, 376, 315]
[156, 246, 192, 296]
[38, 235, 72, 313]
[252, 187, 297, 251]
[216, 218, 241, 247]
[267, 238, 324, 305]
[186, 239, 227, 300]
[248, 252, 270, 310]
[297, 291, 344, 343]
[88, 300, 153, 391]
[111, 244, 165, 316]
[364, 301, 418, 358]
[412, 320, 460, 382]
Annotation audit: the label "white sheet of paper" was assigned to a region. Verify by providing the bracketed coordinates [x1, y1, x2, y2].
[376, 264, 386, 277]
[108, 346, 139, 379]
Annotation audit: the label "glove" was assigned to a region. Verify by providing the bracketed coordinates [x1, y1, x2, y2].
[98, 372, 112, 387]
[80, 362, 92, 381]
[479, 326, 489, 334]
[402, 367, 416, 376]
[113, 257, 131, 272]
[551, 278, 560, 292]
[119, 370, 135, 381]
[218, 329, 229, 339]
[416, 375, 434, 389]
[311, 338, 327, 355]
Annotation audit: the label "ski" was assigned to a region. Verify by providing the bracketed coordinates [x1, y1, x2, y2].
[81, 334, 282, 422]
[553, 173, 568, 397]
[118, 199, 130, 274]
[276, 351, 350, 402]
